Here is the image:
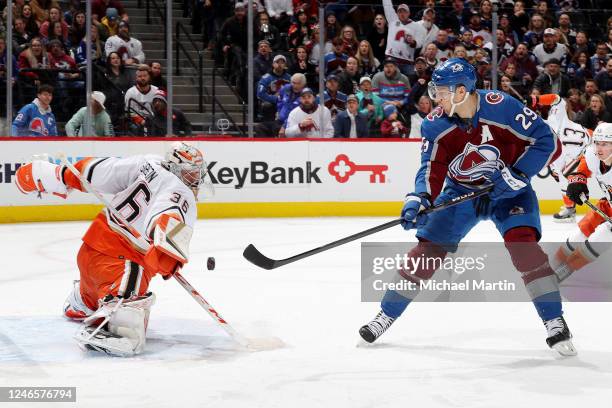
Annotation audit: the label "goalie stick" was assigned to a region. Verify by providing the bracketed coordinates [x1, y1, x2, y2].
[243, 187, 492, 270]
[58, 153, 249, 348]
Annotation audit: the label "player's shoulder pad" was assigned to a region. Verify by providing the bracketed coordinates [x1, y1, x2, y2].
[477, 89, 524, 119]
[421, 106, 453, 141]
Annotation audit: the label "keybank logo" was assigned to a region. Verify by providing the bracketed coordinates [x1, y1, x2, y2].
[205, 161, 322, 189]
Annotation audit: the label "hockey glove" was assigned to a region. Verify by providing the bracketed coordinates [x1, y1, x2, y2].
[488, 167, 529, 201]
[15, 160, 69, 198]
[401, 193, 431, 230]
[566, 174, 589, 205]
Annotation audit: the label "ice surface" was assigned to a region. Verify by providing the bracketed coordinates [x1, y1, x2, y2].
[1, 217, 611, 408]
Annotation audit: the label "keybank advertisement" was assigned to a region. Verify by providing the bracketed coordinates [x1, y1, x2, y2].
[0, 139, 588, 208]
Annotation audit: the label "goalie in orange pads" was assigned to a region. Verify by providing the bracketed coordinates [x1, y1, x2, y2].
[551, 123, 612, 281]
[15, 143, 208, 356]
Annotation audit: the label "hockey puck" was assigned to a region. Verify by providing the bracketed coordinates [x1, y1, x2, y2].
[207, 257, 216, 271]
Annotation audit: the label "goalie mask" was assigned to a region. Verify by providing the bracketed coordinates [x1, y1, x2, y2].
[162, 143, 209, 198]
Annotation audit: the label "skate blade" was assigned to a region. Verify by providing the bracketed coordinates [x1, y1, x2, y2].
[552, 217, 576, 224]
[552, 339, 577, 356]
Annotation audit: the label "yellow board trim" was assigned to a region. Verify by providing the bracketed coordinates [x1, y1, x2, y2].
[0, 200, 596, 223]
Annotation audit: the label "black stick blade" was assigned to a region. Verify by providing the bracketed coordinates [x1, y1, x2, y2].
[243, 244, 278, 270]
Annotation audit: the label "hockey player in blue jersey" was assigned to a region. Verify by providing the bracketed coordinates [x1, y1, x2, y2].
[12, 84, 58, 137]
[359, 58, 577, 356]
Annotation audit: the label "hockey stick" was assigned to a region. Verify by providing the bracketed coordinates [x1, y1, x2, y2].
[57, 153, 249, 348]
[243, 187, 493, 270]
[580, 193, 612, 227]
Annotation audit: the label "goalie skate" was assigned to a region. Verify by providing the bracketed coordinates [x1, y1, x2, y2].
[75, 325, 137, 357]
[544, 316, 577, 356]
[359, 310, 396, 343]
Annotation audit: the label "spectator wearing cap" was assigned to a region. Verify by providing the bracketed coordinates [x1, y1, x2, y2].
[533, 28, 569, 70]
[255, 11, 281, 52]
[416, 8, 439, 50]
[382, 1, 424, 76]
[324, 38, 349, 76]
[371, 58, 411, 114]
[333, 94, 369, 138]
[357, 76, 384, 132]
[318, 74, 347, 120]
[257, 54, 291, 120]
[285, 87, 334, 138]
[254, 40, 273, 85]
[499, 42, 539, 88]
[220, 2, 248, 87]
[483, 29, 515, 65]
[65, 91, 114, 136]
[380, 104, 408, 138]
[254, 72, 306, 137]
[338, 57, 361, 96]
[144, 90, 192, 136]
[105, 20, 145, 65]
[99, 7, 120, 39]
[92, 0, 128, 25]
[533, 58, 571, 98]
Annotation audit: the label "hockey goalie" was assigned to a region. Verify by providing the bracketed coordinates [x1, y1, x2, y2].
[14, 143, 206, 357]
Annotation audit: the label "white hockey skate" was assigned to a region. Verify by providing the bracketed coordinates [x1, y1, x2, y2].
[544, 316, 577, 356]
[359, 310, 396, 343]
[552, 206, 576, 223]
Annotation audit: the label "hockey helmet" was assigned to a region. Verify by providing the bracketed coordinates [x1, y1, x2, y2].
[592, 122, 612, 143]
[428, 58, 477, 100]
[162, 142, 207, 197]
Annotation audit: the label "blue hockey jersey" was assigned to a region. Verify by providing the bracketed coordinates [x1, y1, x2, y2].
[12, 99, 58, 137]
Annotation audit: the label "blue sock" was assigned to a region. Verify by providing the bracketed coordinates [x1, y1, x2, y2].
[532, 291, 563, 321]
[381, 290, 412, 318]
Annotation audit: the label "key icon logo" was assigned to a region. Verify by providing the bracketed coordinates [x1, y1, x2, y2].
[328, 154, 388, 183]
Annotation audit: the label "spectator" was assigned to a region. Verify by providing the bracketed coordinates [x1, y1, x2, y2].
[416, 8, 439, 49]
[12, 18, 33, 55]
[319, 74, 347, 120]
[581, 79, 600, 107]
[479, 0, 493, 32]
[338, 57, 360, 95]
[105, 21, 144, 65]
[333, 94, 369, 138]
[557, 13, 577, 47]
[383, 1, 423, 76]
[533, 58, 571, 98]
[255, 11, 281, 52]
[75, 25, 104, 66]
[421, 43, 440, 70]
[20, 4, 41, 37]
[441, 0, 470, 35]
[47, 39, 78, 76]
[566, 51, 593, 89]
[606, 28, 612, 56]
[92, 0, 128, 25]
[366, 14, 387, 64]
[39, 6, 68, 40]
[457, 29, 478, 59]
[254, 40, 273, 85]
[257, 54, 291, 120]
[453, 44, 468, 60]
[356, 76, 384, 132]
[99, 7, 120, 40]
[144, 90, 192, 136]
[500, 74, 526, 103]
[338, 25, 359, 57]
[65, 91, 114, 136]
[466, 12, 491, 48]
[483, 29, 514, 65]
[29, 0, 59, 25]
[535, 0, 555, 29]
[149, 61, 166, 90]
[124, 65, 158, 123]
[567, 88, 585, 121]
[510, 1, 529, 40]
[523, 14, 546, 50]
[285, 88, 333, 138]
[220, 2, 247, 85]
[380, 104, 407, 138]
[44, 21, 67, 49]
[409, 57, 432, 90]
[409, 95, 432, 139]
[0, 36, 18, 86]
[595, 59, 612, 97]
[533, 28, 569, 69]
[432, 30, 453, 62]
[580, 93, 612, 130]
[308, 24, 332, 68]
[372, 58, 411, 115]
[288, 8, 312, 52]
[324, 11, 341, 42]
[254, 72, 306, 137]
[11, 84, 57, 136]
[102, 51, 131, 126]
[591, 43, 609, 75]
[289, 45, 316, 88]
[67, 10, 86, 47]
[324, 37, 348, 76]
[17, 37, 46, 83]
[498, 13, 518, 48]
[500, 42, 538, 89]
[573, 31, 594, 58]
[354, 40, 380, 77]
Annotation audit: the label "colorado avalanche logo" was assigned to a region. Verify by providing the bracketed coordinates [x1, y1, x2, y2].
[29, 118, 48, 136]
[451, 63, 464, 72]
[426, 106, 444, 121]
[485, 92, 504, 105]
[448, 143, 504, 183]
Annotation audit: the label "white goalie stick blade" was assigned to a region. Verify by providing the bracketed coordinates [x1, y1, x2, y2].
[242, 336, 286, 352]
[154, 217, 193, 263]
[75, 325, 137, 357]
